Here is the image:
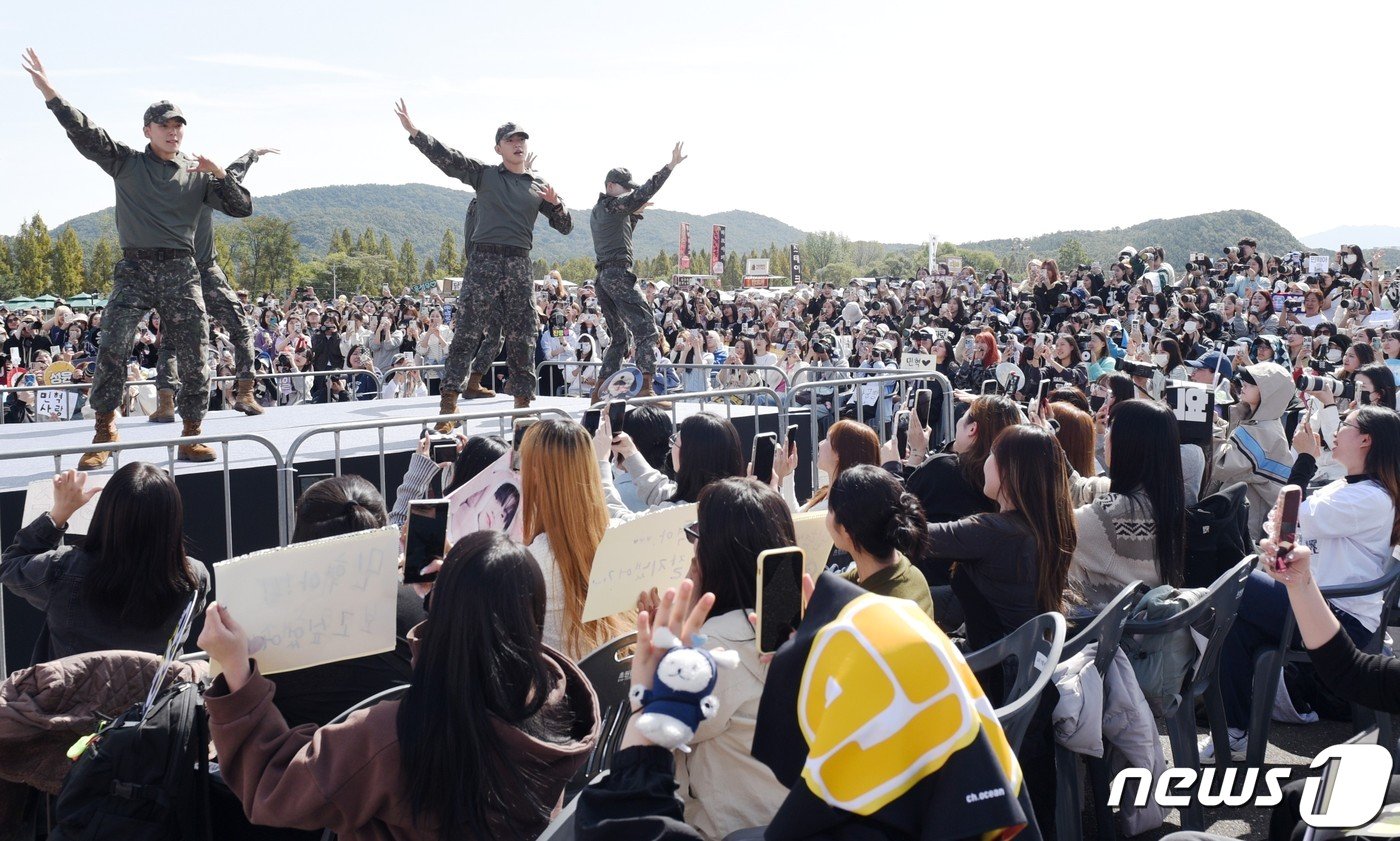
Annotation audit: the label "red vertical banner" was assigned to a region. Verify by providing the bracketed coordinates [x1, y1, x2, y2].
[679, 222, 691, 270]
[711, 225, 726, 274]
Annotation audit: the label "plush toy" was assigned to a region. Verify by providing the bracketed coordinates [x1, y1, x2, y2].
[630, 642, 740, 752]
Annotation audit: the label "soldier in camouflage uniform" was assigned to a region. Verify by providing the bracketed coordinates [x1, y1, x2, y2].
[152, 148, 277, 421]
[395, 100, 572, 423]
[23, 50, 253, 470]
[590, 143, 687, 400]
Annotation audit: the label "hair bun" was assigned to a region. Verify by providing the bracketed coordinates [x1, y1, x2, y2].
[343, 499, 360, 515]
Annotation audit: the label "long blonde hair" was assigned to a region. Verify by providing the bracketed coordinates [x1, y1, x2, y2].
[520, 419, 629, 658]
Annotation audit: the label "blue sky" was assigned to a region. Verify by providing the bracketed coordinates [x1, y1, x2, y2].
[4, 0, 1396, 246]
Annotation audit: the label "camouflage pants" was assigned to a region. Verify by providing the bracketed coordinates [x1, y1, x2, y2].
[156, 261, 255, 391]
[93, 256, 209, 421]
[442, 251, 535, 399]
[596, 266, 659, 382]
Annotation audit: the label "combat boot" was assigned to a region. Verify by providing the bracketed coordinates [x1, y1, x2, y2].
[148, 389, 176, 423]
[636, 373, 671, 408]
[434, 390, 459, 435]
[232, 378, 263, 416]
[177, 419, 216, 463]
[78, 412, 118, 471]
[462, 373, 495, 399]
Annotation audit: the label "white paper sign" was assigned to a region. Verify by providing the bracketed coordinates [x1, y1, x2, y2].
[945, 256, 963, 275]
[23, 478, 102, 535]
[1306, 255, 1330, 276]
[445, 451, 522, 544]
[212, 527, 400, 675]
[900, 353, 938, 371]
[583, 504, 697, 622]
[792, 510, 836, 577]
[746, 258, 770, 277]
[36, 390, 77, 420]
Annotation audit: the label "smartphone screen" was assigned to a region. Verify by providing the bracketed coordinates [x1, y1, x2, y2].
[582, 408, 601, 435]
[296, 472, 333, 501]
[914, 388, 933, 427]
[513, 418, 536, 454]
[430, 439, 457, 466]
[752, 432, 777, 484]
[757, 547, 805, 654]
[404, 501, 448, 583]
[785, 423, 798, 446]
[607, 401, 627, 435]
[896, 415, 909, 460]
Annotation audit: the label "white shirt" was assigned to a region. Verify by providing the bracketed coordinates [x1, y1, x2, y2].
[1301, 478, 1394, 632]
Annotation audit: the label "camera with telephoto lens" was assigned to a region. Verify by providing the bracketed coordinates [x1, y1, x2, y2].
[1118, 359, 1157, 379]
[1296, 374, 1355, 400]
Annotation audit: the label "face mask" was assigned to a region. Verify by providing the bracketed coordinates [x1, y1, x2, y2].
[1344, 255, 1358, 266]
[1152, 352, 1170, 367]
[1183, 321, 1197, 334]
[1089, 394, 1106, 412]
[1326, 348, 1343, 363]
[1149, 304, 1160, 315]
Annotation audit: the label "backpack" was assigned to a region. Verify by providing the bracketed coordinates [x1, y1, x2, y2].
[50, 679, 211, 841]
[1184, 482, 1250, 588]
[1119, 585, 1210, 716]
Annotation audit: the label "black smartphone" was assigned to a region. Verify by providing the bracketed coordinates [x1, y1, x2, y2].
[752, 432, 778, 484]
[296, 472, 333, 502]
[404, 501, 448, 584]
[607, 401, 627, 435]
[756, 547, 806, 654]
[914, 387, 933, 428]
[429, 437, 457, 466]
[582, 408, 601, 435]
[785, 423, 798, 446]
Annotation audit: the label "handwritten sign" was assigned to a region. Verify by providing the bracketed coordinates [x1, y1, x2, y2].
[1164, 380, 1215, 452]
[212, 527, 399, 676]
[900, 353, 938, 371]
[23, 477, 102, 535]
[582, 504, 697, 622]
[1306, 255, 1330, 276]
[36, 390, 78, 420]
[792, 510, 836, 578]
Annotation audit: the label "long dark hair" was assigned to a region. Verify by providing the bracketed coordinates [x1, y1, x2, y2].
[445, 434, 510, 495]
[671, 413, 745, 503]
[624, 405, 676, 478]
[1106, 400, 1185, 587]
[1357, 363, 1398, 412]
[292, 474, 387, 543]
[398, 531, 562, 840]
[1353, 406, 1400, 546]
[989, 426, 1077, 613]
[81, 462, 199, 628]
[694, 478, 796, 616]
[828, 465, 928, 561]
[957, 394, 1023, 490]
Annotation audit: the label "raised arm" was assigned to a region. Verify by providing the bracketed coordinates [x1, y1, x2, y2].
[395, 98, 485, 188]
[602, 142, 687, 216]
[24, 48, 133, 176]
[225, 147, 278, 183]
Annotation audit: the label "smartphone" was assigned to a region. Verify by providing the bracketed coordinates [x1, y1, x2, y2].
[429, 437, 457, 466]
[785, 423, 798, 446]
[23, 373, 37, 387]
[1273, 485, 1303, 572]
[512, 417, 536, 452]
[756, 547, 806, 655]
[607, 401, 627, 435]
[582, 408, 601, 436]
[295, 472, 332, 501]
[403, 500, 448, 584]
[751, 432, 778, 484]
[914, 388, 933, 428]
[896, 414, 909, 460]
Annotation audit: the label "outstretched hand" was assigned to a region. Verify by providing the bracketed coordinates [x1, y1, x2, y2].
[50, 469, 100, 527]
[21, 48, 56, 99]
[187, 155, 227, 178]
[252, 148, 280, 157]
[532, 183, 561, 206]
[525, 152, 537, 171]
[198, 602, 253, 692]
[669, 141, 687, 169]
[393, 98, 417, 136]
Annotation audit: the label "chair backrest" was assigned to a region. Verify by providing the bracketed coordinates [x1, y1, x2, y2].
[964, 612, 1067, 751]
[1318, 557, 1400, 653]
[568, 633, 636, 795]
[1063, 581, 1142, 677]
[1123, 557, 1252, 708]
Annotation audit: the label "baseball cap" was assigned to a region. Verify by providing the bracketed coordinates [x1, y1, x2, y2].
[143, 101, 185, 126]
[605, 167, 639, 190]
[494, 122, 528, 144]
[1186, 351, 1233, 382]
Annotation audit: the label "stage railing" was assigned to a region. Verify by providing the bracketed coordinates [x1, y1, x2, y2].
[533, 360, 792, 397]
[278, 404, 573, 536]
[0, 431, 286, 675]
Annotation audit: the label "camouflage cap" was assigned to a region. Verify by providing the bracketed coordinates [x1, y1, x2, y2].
[605, 167, 639, 190]
[494, 122, 528, 144]
[143, 100, 186, 126]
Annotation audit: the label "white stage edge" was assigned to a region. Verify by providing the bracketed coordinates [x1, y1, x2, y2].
[0, 395, 783, 493]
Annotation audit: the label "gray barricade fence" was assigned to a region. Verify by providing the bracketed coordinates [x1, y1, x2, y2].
[533, 360, 792, 397]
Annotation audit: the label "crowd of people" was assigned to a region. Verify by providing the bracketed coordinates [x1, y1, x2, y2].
[5, 234, 1400, 841]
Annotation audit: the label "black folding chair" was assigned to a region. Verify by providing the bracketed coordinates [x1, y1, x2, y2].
[1246, 557, 1400, 767]
[567, 632, 637, 796]
[1053, 581, 1143, 841]
[964, 612, 1067, 752]
[1125, 558, 1252, 832]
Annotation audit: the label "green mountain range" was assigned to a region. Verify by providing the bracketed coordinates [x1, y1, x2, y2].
[54, 182, 807, 266]
[54, 185, 1308, 272]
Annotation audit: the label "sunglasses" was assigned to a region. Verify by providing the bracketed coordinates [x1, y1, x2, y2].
[684, 521, 699, 544]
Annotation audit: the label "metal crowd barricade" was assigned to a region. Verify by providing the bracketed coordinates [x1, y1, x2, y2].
[782, 368, 953, 474]
[534, 360, 791, 397]
[279, 405, 572, 536]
